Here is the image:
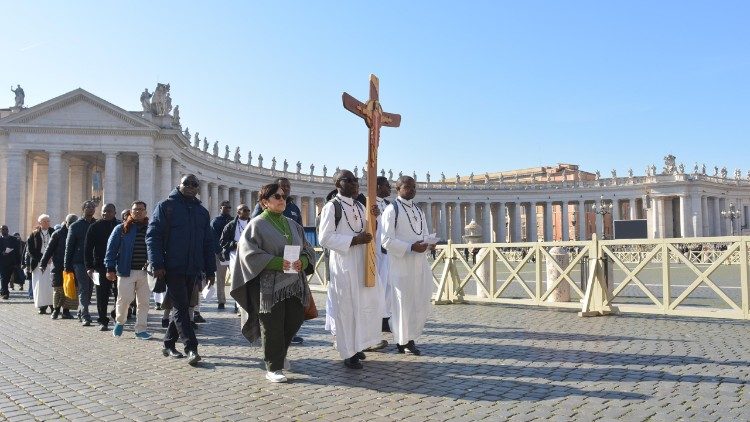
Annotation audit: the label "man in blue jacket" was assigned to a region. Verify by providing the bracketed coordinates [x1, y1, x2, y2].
[147, 174, 216, 366]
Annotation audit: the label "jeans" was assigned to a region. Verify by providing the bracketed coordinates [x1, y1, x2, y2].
[73, 264, 94, 320]
[163, 274, 199, 353]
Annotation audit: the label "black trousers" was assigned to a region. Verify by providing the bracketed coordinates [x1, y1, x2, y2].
[256, 289, 305, 372]
[0, 265, 14, 295]
[95, 271, 117, 325]
[164, 274, 199, 353]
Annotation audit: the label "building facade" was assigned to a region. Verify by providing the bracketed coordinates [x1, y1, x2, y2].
[1, 87, 748, 241]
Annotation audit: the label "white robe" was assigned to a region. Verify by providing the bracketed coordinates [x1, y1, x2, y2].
[320, 194, 383, 359]
[382, 196, 433, 345]
[375, 197, 392, 318]
[32, 231, 53, 308]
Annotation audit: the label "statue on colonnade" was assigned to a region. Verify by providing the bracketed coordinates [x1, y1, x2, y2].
[184, 127, 190, 139]
[296, 161, 302, 173]
[650, 165, 656, 176]
[426, 171, 431, 183]
[151, 83, 173, 116]
[213, 141, 219, 156]
[224, 145, 230, 160]
[734, 169, 741, 180]
[702, 164, 706, 175]
[310, 163, 314, 175]
[193, 132, 200, 148]
[140, 88, 152, 113]
[247, 151, 252, 165]
[258, 154, 264, 168]
[283, 159, 289, 172]
[693, 163, 699, 175]
[172, 105, 181, 126]
[468, 172, 474, 185]
[678, 163, 685, 174]
[323, 165, 327, 177]
[594, 170, 601, 180]
[440, 172, 445, 183]
[353, 166, 359, 177]
[662, 154, 676, 175]
[203, 137, 208, 152]
[412, 171, 416, 182]
[271, 157, 277, 170]
[380, 169, 385, 177]
[485, 173, 490, 184]
[721, 167, 727, 179]
[611, 169, 617, 179]
[714, 166, 719, 177]
[234, 147, 241, 163]
[388, 169, 393, 180]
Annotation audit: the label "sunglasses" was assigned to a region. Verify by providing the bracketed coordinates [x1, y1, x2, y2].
[182, 181, 199, 188]
[268, 193, 287, 201]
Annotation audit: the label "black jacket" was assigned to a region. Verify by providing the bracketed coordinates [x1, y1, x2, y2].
[219, 217, 251, 261]
[25, 228, 55, 271]
[211, 214, 233, 254]
[0, 235, 22, 269]
[84, 218, 120, 270]
[40, 226, 69, 276]
[64, 218, 96, 270]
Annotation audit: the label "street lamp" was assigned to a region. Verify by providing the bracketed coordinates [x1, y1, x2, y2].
[591, 195, 612, 239]
[721, 202, 742, 236]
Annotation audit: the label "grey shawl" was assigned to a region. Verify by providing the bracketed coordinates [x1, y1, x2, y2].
[229, 215, 315, 343]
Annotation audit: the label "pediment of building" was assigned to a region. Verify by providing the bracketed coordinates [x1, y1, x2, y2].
[0, 88, 157, 131]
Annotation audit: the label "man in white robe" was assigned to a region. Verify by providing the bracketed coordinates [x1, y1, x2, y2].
[319, 170, 383, 369]
[382, 176, 434, 355]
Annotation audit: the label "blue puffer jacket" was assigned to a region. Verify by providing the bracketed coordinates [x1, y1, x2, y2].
[104, 222, 147, 277]
[146, 188, 216, 277]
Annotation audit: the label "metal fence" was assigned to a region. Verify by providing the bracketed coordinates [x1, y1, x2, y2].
[306, 235, 750, 320]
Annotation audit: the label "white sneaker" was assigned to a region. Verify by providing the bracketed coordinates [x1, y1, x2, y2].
[266, 370, 287, 383]
[283, 358, 291, 371]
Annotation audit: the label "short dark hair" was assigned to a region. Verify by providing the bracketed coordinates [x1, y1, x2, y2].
[131, 200, 147, 209]
[220, 200, 231, 207]
[259, 183, 281, 201]
[395, 175, 415, 189]
[275, 177, 290, 184]
[377, 176, 389, 187]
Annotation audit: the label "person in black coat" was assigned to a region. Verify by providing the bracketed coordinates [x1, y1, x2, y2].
[40, 214, 79, 319]
[0, 225, 22, 300]
[84, 203, 120, 330]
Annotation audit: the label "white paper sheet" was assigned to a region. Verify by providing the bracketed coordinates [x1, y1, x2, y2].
[423, 233, 440, 245]
[201, 284, 216, 301]
[3, 247, 13, 254]
[283, 245, 301, 274]
[92, 272, 100, 286]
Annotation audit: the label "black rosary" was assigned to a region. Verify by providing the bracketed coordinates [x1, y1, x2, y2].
[397, 199, 424, 235]
[342, 200, 364, 234]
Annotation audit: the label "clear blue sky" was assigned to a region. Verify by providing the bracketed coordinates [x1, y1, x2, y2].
[2, 1, 748, 178]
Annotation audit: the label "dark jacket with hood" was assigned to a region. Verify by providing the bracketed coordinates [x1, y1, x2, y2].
[84, 218, 120, 271]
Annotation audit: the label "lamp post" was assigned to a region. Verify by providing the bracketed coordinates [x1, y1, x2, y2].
[721, 202, 742, 236]
[591, 195, 612, 239]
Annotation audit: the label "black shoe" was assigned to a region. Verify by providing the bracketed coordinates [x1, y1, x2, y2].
[186, 350, 202, 366]
[162, 347, 184, 358]
[161, 318, 170, 328]
[82, 319, 92, 327]
[156, 303, 162, 311]
[405, 340, 422, 356]
[382, 318, 391, 333]
[291, 336, 304, 345]
[191, 321, 199, 330]
[234, 304, 239, 314]
[218, 303, 225, 310]
[344, 357, 363, 369]
[61, 311, 74, 320]
[355, 351, 366, 360]
[99, 324, 108, 332]
[1, 294, 9, 300]
[193, 313, 206, 323]
[38, 308, 47, 315]
[110, 310, 116, 319]
[51, 309, 60, 320]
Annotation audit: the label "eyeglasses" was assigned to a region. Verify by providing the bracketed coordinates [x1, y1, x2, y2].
[182, 181, 199, 188]
[269, 193, 287, 201]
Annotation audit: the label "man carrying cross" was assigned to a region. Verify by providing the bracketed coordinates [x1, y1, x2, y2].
[319, 170, 383, 369]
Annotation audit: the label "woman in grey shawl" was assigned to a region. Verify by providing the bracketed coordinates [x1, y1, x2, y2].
[230, 183, 315, 383]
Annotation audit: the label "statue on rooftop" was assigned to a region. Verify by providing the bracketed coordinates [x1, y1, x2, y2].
[662, 154, 676, 175]
[693, 163, 699, 174]
[234, 147, 241, 163]
[412, 171, 416, 182]
[151, 83, 172, 116]
[380, 169, 385, 177]
[388, 169, 393, 180]
[628, 168, 633, 179]
[323, 165, 328, 177]
[399, 171, 403, 179]
[310, 163, 314, 175]
[11, 85, 25, 108]
[440, 172, 445, 183]
[611, 169, 617, 179]
[296, 161, 302, 173]
[283, 159, 289, 172]
[202, 137, 208, 152]
[193, 132, 200, 148]
[678, 163, 685, 174]
[224, 145, 230, 160]
[172, 105, 181, 126]
[258, 154, 264, 168]
[353, 166, 359, 177]
[485, 173, 490, 184]
[702, 164, 707, 175]
[735, 169, 742, 180]
[468, 172, 474, 184]
[595, 170, 601, 180]
[183, 127, 190, 139]
[247, 150, 252, 165]
[271, 157, 277, 170]
[721, 167, 728, 178]
[212, 141, 219, 156]
[139, 88, 152, 113]
[650, 165, 657, 176]
[456, 174, 461, 184]
[426, 171, 431, 183]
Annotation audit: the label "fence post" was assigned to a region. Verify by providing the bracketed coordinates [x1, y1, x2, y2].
[579, 233, 616, 317]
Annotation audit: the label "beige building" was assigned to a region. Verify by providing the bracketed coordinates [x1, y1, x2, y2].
[1, 86, 748, 241]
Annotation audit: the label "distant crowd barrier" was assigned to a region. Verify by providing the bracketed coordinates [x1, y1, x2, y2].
[306, 235, 750, 320]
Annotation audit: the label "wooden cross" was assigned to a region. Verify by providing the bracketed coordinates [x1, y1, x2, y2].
[342, 74, 401, 287]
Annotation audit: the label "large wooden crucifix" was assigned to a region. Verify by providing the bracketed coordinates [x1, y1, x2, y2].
[342, 74, 401, 287]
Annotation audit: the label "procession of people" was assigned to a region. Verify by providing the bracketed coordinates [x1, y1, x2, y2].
[0, 171, 435, 382]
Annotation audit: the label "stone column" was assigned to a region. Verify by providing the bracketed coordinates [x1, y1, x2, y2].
[496, 202, 506, 243]
[3, 150, 25, 232]
[467, 202, 476, 223]
[306, 197, 316, 226]
[679, 195, 690, 237]
[612, 199, 621, 221]
[653, 197, 664, 238]
[424, 202, 433, 235]
[451, 202, 462, 242]
[137, 152, 155, 214]
[577, 201, 586, 240]
[210, 183, 219, 218]
[701, 196, 709, 236]
[438, 202, 448, 240]
[47, 151, 63, 225]
[561, 202, 569, 241]
[712, 197, 721, 236]
[482, 202, 492, 242]
[221, 186, 230, 204]
[512, 203, 522, 242]
[544, 202, 553, 241]
[199, 181, 209, 206]
[159, 155, 172, 201]
[528, 203, 538, 241]
[103, 152, 118, 208]
[629, 198, 637, 220]
[232, 187, 241, 210]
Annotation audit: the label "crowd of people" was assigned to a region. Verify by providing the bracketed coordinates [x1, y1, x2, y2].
[0, 173, 435, 383]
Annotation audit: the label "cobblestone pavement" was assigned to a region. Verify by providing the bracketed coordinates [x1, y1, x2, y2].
[1, 288, 749, 422]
